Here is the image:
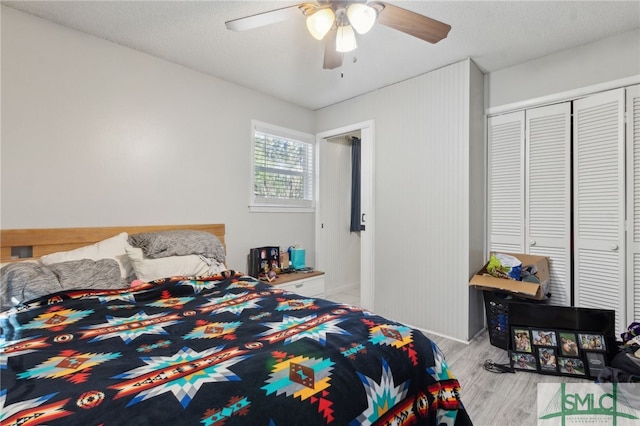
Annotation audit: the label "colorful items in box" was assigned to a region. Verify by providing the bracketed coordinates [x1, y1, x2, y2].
[486, 253, 522, 280]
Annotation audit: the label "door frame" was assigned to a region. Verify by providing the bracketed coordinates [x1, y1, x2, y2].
[315, 120, 375, 310]
[626, 84, 640, 327]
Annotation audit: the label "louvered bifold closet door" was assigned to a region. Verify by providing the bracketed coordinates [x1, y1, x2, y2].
[574, 88, 625, 333]
[488, 111, 525, 253]
[626, 84, 640, 326]
[526, 103, 571, 305]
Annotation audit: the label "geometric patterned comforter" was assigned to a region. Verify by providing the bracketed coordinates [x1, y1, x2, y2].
[1, 271, 472, 425]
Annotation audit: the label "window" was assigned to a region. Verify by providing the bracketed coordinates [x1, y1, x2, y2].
[250, 121, 315, 212]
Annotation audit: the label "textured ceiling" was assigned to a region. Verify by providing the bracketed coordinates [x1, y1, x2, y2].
[3, 1, 639, 110]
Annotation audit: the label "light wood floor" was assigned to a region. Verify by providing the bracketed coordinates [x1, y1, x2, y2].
[425, 331, 591, 426]
[327, 288, 591, 425]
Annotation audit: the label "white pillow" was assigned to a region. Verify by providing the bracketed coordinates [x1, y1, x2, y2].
[40, 232, 134, 280]
[125, 246, 216, 282]
[1, 259, 39, 270]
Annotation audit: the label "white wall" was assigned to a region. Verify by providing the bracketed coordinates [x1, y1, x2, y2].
[467, 59, 487, 337]
[316, 59, 485, 341]
[315, 25, 640, 338]
[4, 5, 636, 341]
[0, 6, 316, 270]
[319, 134, 362, 295]
[487, 28, 640, 109]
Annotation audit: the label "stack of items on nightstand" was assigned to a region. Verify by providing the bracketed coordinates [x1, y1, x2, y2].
[598, 322, 640, 383]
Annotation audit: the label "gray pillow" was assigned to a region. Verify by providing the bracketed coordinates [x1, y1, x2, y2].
[128, 230, 225, 263]
[1, 262, 62, 309]
[48, 258, 128, 291]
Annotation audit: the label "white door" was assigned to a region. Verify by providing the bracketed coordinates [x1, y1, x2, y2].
[525, 103, 572, 305]
[488, 111, 525, 253]
[574, 88, 626, 333]
[316, 120, 375, 310]
[626, 84, 640, 327]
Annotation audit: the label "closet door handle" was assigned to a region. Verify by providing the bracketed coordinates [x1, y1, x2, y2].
[529, 240, 536, 246]
[610, 244, 619, 251]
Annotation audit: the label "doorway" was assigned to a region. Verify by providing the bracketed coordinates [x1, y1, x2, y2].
[315, 120, 374, 310]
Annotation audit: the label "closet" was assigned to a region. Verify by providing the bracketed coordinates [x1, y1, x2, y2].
[626, 85, 640, 327]
[488, 102, 571, 307]
[488, 85, 640, 333]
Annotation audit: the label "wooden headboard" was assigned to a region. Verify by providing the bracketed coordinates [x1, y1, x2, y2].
[0, 224, 225, 263]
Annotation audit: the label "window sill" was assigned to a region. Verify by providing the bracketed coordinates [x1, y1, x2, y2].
[249, 205, 315, 213]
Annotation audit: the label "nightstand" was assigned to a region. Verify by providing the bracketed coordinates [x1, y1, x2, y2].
[268, 270, 325, 298]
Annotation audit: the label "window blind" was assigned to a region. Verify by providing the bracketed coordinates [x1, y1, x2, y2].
[252, 123, 314, 209]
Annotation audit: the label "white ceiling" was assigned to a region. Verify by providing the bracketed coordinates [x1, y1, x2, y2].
[3, 1, 639, 110]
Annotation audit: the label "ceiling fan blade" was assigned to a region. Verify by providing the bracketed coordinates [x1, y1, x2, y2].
[372, 2, 451, 44]
[323, 29, 342, 69]
[225, 4, 305, 32]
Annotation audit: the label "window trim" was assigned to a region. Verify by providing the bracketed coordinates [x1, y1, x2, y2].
[249, 120, 316, 213]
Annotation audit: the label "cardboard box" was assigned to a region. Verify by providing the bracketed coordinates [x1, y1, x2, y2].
[469, 252, 550, 300]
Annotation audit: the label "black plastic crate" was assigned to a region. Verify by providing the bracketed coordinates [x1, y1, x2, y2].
[483, 291, 510, 350]
[483, 291, 550, 350]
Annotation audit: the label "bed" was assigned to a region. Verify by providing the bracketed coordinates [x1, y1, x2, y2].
[0, 224, 472, 425]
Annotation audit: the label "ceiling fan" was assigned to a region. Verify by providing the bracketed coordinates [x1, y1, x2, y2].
[225, 0, 451, 70]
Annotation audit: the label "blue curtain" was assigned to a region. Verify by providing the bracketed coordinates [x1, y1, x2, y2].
[350, 137, 361, 232]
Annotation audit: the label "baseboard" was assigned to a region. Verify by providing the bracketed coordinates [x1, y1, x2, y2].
[408, 323, 473, 345]
[324, 281, 359, 297]
[468, 327, 488, 343]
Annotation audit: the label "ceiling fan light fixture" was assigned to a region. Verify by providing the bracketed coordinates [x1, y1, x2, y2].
[346, 3, 377, 34]
[306, 8, 335, 40]
[336, 24, 357, 53]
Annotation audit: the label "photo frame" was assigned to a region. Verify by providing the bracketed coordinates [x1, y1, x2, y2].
[512, 328, 532, 353]
[249, 246, 281, 278]
[538, 347, 557, 372]
[511, 352, 537, 371]
[578, 333, 606, 351]
[558, 357, 585, 376]
[585, 352, 606, 378]
[559, 332, 579, 356]
[256, 246, 280, 272]
[531, 330, 557, 347]
[509, 327, 608, 378]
